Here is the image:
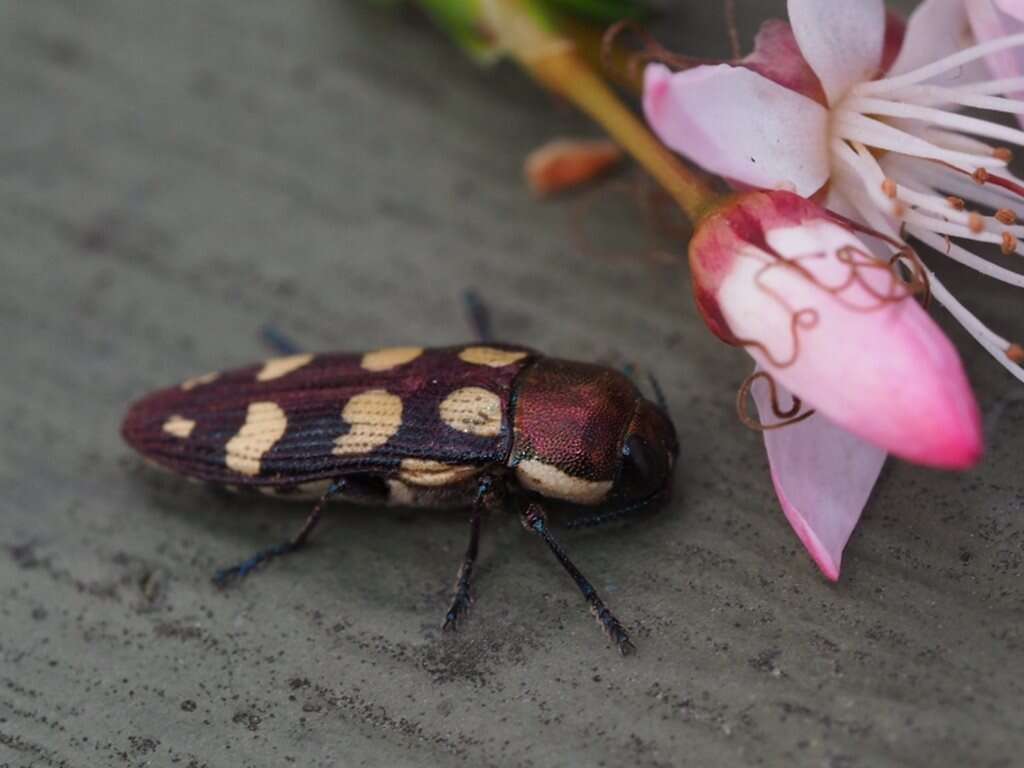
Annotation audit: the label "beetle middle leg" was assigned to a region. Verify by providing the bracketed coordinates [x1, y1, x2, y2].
[462, 289, 494, 343]
[212, 478, 347, 586]
[442, 475, 499, 631]
[521, 502, 635, 655]
[258, 323, 304, 356]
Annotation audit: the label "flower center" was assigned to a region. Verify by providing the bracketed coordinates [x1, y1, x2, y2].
[824, 33, 1024, 380]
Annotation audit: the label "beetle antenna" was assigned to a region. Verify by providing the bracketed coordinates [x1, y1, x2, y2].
[565, 487, 667, 530]
[463, 289, 494, 343]
[648, 372, 669, 413]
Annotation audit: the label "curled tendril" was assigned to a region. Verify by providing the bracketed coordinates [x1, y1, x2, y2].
[736, 370, 816, 432]
[889, 245, 932, 309]
[729, 240, 931, 370]
[601, 20, 725, 83]
[826, 209, 932, 307]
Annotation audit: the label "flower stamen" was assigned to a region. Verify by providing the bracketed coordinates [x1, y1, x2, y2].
[854, 33, 1024, 97]
[996, 208, 1018, 225]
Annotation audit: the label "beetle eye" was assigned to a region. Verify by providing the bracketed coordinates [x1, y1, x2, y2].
[621, 434, 653, 487]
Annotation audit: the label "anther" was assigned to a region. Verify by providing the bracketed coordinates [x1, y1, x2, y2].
[947, 196, 965, 211]
[892, 201, 907, 218]
[973, 168, 990, 185]
[968, 213, 984, 234]
[1007, 343, 1024, 364]
[994, 147, 1014, 163]
[1002, 232, 1018, 256]
[996, 208, 1018, 225]
[881, 178, 897, 199]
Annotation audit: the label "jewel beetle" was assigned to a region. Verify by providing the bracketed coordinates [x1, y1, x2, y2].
[122, 326, 678, 653]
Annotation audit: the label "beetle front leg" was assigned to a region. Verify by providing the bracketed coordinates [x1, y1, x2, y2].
[442, 474, 498, 631]
[521, 502, 635, 655]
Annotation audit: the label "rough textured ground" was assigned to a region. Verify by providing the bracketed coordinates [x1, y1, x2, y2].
[2, 1, 1023, 766]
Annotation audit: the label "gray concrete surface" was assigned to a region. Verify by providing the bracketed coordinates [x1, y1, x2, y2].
[2, 1, 1023, 766]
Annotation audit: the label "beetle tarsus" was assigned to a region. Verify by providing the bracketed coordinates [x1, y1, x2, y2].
[522, 503, 635, 654]
[442, 476, 492, 631]
[211, 479, 345, 587]
[213, 540, 297, 586]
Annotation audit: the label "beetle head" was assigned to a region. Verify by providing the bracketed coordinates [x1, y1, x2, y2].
[508, 359, 678, 508]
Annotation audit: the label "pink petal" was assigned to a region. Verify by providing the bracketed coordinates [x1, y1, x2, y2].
[714, 209, 982, 469]
[643, 63, 830, 196]
[888, 0, 970, 76]
[788, 0, 886, 105]
[880, 11, 907, 74]
[741, 19, 826, 104]
[966, 0, 1024, 123]
[751, 369, 887, 580]
[967, 0, 1024, 69]
[995, 0, 1024, 22]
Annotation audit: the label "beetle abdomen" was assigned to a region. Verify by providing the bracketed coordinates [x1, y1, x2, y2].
[122, 345, 536, 489]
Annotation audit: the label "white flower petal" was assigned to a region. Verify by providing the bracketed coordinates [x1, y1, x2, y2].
[643, 63, 830, 195]
[996, 0, 1024, 23]
[788, 0, 886, 104]
[889, 0, 972, 77]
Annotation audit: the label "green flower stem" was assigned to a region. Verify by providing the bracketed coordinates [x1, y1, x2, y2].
[479, 0, 720, 221]
[520, 44, 719, 221]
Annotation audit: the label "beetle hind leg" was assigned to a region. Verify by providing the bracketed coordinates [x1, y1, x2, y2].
[441, 505, 481, 631]
[522, 503, 635, 655]
[442, 475, 497, 631]
[212, 479, 345, 586]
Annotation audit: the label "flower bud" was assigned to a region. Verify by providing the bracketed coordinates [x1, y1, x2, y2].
[689, 190, 983, 469]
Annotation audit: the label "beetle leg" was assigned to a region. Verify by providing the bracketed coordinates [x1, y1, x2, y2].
[442, 475, 497, 631]
[258, 323, 303, 355]
[462, 289, 494, 343]
[521, 502, 635, 655]
[212, 479, 346, 586]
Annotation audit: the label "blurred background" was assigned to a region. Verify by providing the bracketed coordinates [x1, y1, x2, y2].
[2, 1, 1022, 765]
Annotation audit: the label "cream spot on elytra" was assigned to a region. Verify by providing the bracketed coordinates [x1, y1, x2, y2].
[515, 459, 611, 505]
[398, 458, 478, 487]
[360, 347, 423, 372]
[333, 390, 403, 455]
[459, 346, 528, 367]
[256, 353, 314, 382]
[224, 401, 288, 476]
[181, 371, 219, 390]
[162, 415, 195, 439]
[439, 387, 502, 437]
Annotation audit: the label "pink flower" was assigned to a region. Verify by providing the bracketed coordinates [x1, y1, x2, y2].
[966, 0, 1024, 123]
[690, 190, 982, 579]
[645, 0, 1024, 386]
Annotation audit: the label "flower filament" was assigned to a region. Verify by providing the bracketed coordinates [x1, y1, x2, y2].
[829, 33, 1024, 381]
